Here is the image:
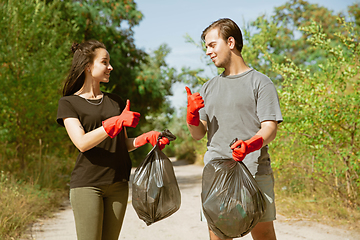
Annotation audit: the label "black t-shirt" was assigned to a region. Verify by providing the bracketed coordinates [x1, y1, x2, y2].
[57, 92, 132, 188]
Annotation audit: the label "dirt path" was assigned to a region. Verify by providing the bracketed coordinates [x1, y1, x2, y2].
[23, 159, 358, 240]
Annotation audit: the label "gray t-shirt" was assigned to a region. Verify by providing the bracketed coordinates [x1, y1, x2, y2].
[199, 69, 283, 176]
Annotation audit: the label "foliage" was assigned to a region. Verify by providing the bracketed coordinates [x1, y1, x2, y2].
[183, 0, 360, 219]
[55, 0, 179, 162]
[164, 110, 207, 164]
[0, 0, 75, 172]
[0, 0, 178, 172]
[64, 0, 148, 111]
[0, 171, 67, 239]
[240, 0, 360, 209]
[0, 1, 181, 236]
[132, 44, 176, 123]
[238, 0, 360, 210]
[129, 43, 211, 165]
[128, 44, 179, 164]
[0, 0, 358, 237]
[242, 0, 359, 82]
[271, 18, 359, 207]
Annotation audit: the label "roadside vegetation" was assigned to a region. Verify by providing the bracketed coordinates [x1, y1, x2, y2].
[245, 3, 360, 229]
[0, 0, 359, 239]
[170, 0, 360, 232]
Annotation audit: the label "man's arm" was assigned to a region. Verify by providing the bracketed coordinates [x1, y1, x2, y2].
[187, 119, 207, 141]
[256, 120, 278, 147]
[231, 120, 278, 162]
[185, 86, 206, 140]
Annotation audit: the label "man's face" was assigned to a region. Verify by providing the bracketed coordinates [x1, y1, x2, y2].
[204, 28, 231, 69]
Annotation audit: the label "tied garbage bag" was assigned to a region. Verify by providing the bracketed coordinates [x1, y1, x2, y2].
[132, 130, 180, 226]
[201, 158, 267, 239]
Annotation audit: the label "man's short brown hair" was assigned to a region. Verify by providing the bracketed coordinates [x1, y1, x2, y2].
[201, 18, 243, 53]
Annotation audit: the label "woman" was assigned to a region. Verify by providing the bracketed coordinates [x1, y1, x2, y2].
[57, 40, 169, 240]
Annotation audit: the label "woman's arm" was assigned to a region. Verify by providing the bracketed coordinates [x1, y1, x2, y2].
[123, 128, 137, 152]
[63, 117, 109, 152]
[125, 129, 172, 152]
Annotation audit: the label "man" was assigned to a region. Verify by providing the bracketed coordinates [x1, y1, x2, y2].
[186, 18, 283, 240]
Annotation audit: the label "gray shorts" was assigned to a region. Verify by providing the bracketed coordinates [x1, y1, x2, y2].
[201, 173, 276, 222]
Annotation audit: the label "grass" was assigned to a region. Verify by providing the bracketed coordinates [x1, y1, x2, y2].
[274, 182, 360, 233]
[0, 145, 75, 240]
[1, 142, 359, 239]
[192, 150, 360, 233]
[0, 171, 68, 240]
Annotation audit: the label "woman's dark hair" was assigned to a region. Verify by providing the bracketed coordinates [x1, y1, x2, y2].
[62, 40, 106, 96]
[201, 18, 243, 53]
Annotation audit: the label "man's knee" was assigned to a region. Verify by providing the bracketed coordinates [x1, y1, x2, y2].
[209, 229, 232, 240]
[251, 221, 276, 240]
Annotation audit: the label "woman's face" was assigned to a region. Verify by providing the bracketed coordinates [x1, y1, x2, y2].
[89, 48, 113, 83]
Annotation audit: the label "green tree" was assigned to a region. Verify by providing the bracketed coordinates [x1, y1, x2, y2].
[132, 44, 176, 124]
[0, 1, 187, 238]
[127, 44, 179, 163]
[242, 0, 359, 82]
[0, 0, 181, 175]
[270, 18, 359, 207]
[129, 43, 210, 163]
[62, 0, 147, 112]
[182, 0, 360, 213]
[238, 1, 360, 207]
[61, 0, 178, 136]
[0, 0, 75, 172]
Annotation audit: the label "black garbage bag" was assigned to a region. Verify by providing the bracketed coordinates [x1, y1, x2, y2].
[132, 130, 180, 226]
[201, 157, 267, 239]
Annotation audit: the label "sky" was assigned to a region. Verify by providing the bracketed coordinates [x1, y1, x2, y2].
[132, 0, 358, 112]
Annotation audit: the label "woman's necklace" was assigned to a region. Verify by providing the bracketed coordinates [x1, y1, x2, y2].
[79, 92, 104, 106]
[84, 96, 104, 105]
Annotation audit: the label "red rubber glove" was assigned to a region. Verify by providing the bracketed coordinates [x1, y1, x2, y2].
[185, 86, 204, 126]
[134, 131, 170, 150]
[230, 135, 264, 162]
[102, 100, 140, 138]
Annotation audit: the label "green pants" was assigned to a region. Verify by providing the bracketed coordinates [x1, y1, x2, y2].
[70, 181, 129, 240]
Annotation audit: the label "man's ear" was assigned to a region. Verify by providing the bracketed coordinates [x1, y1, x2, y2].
[227, 36, 236, 50]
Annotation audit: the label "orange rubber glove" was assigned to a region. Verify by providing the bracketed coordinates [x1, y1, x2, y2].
[134, 131, 170, 150]
[102, 100, 140, 138]
[230, 135, 264, 162]
[185, 86, 204, 126]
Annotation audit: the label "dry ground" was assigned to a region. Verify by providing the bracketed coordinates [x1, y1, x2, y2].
[22, 159, 358, 240]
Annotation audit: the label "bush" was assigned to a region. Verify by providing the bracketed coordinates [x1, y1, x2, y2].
[0, 171, 67, 239]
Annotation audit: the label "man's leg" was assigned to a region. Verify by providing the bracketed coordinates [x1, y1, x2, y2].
[250, 221, 276, 240]
[209, 229, 232, 240]
[251, 174, 277, 240]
